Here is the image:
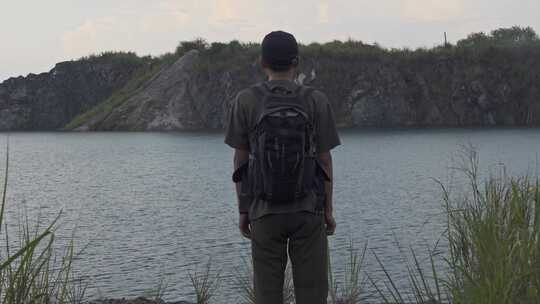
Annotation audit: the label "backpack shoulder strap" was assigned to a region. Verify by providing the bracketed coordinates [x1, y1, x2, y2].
[254, 82, 303, 98]
[297, 85, 317, 155]
[297, 85, 316, 120]
[250, 83, 269, 101]
[299, 85, 315, 100]
[249, 83, 272, 127]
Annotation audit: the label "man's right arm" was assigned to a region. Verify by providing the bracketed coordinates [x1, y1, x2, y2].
[318, 151, 336, 235]
[233, 148, 250, 213]
[225, 91, 252, 238]
[233, 148, 251, 238]
[313, 90, 341, 235]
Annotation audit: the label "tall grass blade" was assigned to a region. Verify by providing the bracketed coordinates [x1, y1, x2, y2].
[0, 137, 9, 236]
[372, 249, 405, 303]
[0, 143, 83, 304]
[0, 230, 50, 271]
[189, 259, 220, 304]
[232, 257, 256, 304]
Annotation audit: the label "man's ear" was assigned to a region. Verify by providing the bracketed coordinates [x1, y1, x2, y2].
[259, 57, 271, 77]
[291, 56, 299, 67]
[259, 56, 268, 69]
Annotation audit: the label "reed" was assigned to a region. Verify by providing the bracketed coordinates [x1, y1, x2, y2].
[0, 141, 83, 304]
[328, 240, 367, 304]
[233, 256, 295, 304]
[189, 259, 221, 304]
[441, 148, 540, 304]
[369, 245, 447, 304]
[369, 148, 540, 304]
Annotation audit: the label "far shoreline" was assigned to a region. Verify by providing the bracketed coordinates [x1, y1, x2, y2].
[1, 125, 540, 134]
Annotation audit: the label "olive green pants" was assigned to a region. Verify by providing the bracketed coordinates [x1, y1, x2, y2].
[251, 212, 328, 304]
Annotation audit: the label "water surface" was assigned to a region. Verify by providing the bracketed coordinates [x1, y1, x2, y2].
[0, 129, 538, 303]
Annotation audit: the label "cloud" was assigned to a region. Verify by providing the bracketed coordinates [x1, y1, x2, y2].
[140, 1, 191, 33]
[209, 0, 239, 23]
[5, 0, 540, 83]
[317, 1, 330, 24]
[400, 0, 465, 22]
[210, 0, 242, 24]
[205, 0, 268, 41]
[209, 0, 263, 25]
[62, 1, 199, 58]
[62, 17, 124, 58]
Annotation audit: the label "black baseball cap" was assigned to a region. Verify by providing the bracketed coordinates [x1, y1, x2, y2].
[261, 31, 299, 70]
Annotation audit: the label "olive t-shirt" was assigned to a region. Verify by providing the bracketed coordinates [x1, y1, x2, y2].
[225, 79, 341, 220]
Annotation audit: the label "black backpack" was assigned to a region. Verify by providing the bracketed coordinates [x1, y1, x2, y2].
[234, 83, 319, 204]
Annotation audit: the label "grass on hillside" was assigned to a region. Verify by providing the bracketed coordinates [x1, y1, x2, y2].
[64, 61, 166, 130]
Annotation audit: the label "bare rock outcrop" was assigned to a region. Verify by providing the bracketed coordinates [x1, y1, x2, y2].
[0, 54, 145, 131]
[80, 50, 244, 131]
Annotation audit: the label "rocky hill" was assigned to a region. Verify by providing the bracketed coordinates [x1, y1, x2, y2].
[2, 27, 540, 131]
[73, 50, 224, 131]
[0, 53, 148, 130]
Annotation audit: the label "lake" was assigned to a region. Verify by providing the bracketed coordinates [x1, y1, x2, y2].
[0, 129, 539, 303]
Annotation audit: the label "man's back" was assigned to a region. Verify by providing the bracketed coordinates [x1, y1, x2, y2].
[225, 31, 340, 304]
[226, 79, 340, 221]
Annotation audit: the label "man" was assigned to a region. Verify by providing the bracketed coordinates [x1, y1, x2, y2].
[225, 31, 341, 304]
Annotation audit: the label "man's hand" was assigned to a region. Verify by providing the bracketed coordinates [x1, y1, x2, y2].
[239, 213, 251, 239]
[325, 211, 336, 236]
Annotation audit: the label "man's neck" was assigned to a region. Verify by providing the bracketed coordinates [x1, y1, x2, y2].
[268, 75, 294, 81]
[267, 69, 295, 81]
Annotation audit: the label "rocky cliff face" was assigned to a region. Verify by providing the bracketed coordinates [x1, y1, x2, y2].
[77, 46, 540, 131]
[2, 43, 540, 131]
[0, 54, 146, 130]
[77, 50, 261, 131]
[337, 51, 540, 127]
[79, 51, 235, 131]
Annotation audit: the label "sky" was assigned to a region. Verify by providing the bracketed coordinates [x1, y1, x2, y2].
[1, 0, 539, 81]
